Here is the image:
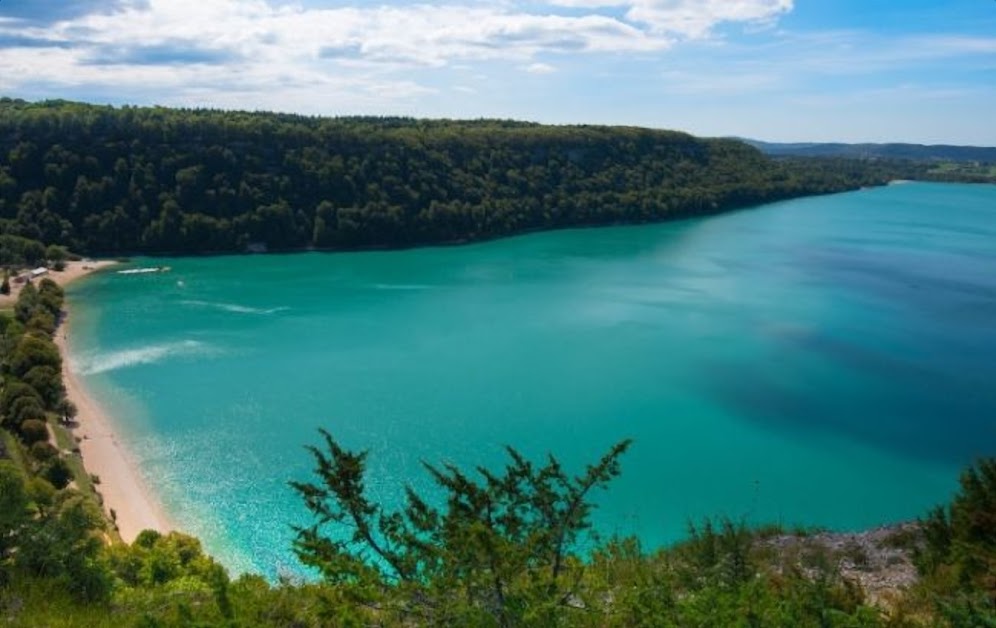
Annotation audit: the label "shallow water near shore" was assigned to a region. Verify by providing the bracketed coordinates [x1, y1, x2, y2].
[67, 182, 996, 578]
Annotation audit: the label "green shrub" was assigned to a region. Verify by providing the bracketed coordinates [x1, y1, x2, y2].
[916, 458, 996, 614]
[30, 441, 59, 462]
[22, 365, 65, 408]
[25, 310, 56, 335]
[19, 418, 49, 445]
[9, 395, 46, 425]
[0, 381, 43, 420]
[41, 457, 72, 490]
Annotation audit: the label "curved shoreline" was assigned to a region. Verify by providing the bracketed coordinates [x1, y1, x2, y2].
[55, 262, 173, 542]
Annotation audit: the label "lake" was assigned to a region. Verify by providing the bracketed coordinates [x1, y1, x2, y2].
[67, 182, 996, 577]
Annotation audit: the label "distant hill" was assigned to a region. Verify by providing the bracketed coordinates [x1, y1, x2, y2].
[744, 139, 996, 163]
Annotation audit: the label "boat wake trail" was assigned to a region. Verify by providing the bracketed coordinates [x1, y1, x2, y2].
[74, 340, 214, 375]
[373, 283, 433, 291]
[117, 267, 170, 275]
[180, 300, 290, 315]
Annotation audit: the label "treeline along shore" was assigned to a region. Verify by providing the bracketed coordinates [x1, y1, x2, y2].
[0, 260, 170, 544]
[0, 97, 937, 258]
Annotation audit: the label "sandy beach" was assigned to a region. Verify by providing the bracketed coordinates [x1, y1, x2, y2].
[1, 260, 112, 308]
[22, 261, 173, 542]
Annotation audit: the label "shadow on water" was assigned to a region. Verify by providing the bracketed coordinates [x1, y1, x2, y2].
[802, 246, 996, 311]
[707, 239, 996, 464]
[705, 335, 996, 464]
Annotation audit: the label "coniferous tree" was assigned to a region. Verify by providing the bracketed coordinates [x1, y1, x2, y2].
[292, 429, 631, 626]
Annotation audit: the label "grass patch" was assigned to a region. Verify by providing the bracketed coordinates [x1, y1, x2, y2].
[1, 429, 29, 475]
[927, 161, 996, 181]
[48, 415, 93, 495]
[46, 414, 121, 542]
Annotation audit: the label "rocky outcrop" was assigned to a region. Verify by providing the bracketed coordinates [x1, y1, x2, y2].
[759, 522, 921, 608]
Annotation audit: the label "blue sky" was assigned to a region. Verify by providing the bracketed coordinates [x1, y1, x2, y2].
[0, 0, 993, 144]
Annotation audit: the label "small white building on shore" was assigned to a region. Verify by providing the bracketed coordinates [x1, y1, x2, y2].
[15, 267, 49, 284]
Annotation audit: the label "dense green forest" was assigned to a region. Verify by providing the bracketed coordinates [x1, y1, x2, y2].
[744, 140, 996, 164]
[0, 98, 932, 259]
[746, 139, 996, 184]
[745, 139, 996, 163]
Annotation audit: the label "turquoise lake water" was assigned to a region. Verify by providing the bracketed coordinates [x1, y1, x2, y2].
[67, 182, 996, 578]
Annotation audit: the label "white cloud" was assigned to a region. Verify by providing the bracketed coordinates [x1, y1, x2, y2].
[0, 0, 683, 107]
[0, 0, 795, 95]
[5, 0, 671, 68]
[549, 0, 792, 36]
[524, 62, 557, 74]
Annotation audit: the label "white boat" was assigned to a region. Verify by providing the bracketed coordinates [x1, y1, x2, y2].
[117, 266, 172, 275]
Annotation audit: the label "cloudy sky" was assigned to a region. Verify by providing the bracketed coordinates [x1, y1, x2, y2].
[1, 0, 993, 144]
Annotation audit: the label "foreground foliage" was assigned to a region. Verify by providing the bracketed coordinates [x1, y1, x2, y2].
[903, 459, 996, 624]
[0, 279, 78, 493]
[2, 415, 996, 625]
[292, 431, 631, 626]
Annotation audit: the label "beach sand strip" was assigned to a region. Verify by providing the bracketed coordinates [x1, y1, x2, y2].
[33, 261, 172, 542]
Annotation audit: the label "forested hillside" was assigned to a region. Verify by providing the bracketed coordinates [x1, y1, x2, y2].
[746, 139, 996, 163]
[0, 98, 927, 256]
[745, 139, 996, 183]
